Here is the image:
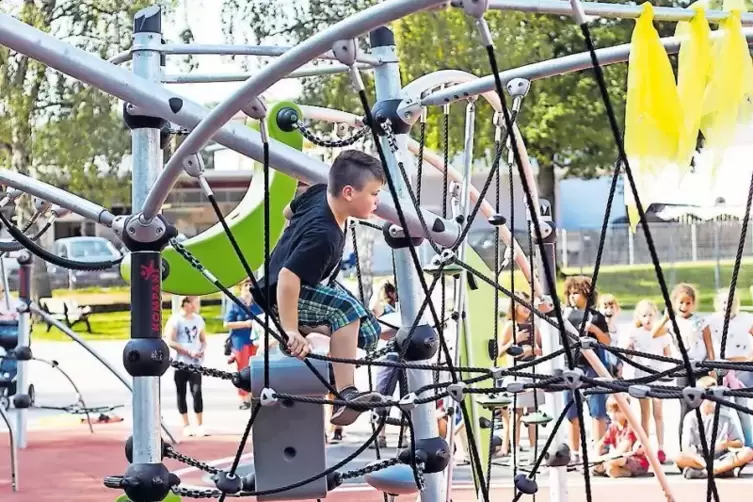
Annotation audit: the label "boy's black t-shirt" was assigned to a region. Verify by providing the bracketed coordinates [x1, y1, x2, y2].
[255, 184, 345, 305]
[565, 307, 609, 370]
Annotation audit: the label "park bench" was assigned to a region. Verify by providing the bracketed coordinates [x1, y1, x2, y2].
[38, 298, 93, 334]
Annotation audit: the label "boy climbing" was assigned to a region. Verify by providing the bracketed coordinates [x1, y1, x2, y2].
[255, 150, 387, 427]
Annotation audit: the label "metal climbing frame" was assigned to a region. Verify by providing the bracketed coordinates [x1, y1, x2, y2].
[1, 1, 753, 501]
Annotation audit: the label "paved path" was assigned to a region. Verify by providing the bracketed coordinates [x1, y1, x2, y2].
[1, 326, 751, 501]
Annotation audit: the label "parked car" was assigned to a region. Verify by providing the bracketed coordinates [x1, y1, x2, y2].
[46, 237, 126, 289]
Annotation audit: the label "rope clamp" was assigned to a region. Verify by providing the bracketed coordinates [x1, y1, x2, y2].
[398, 393, 417, 412]
[447, 382, 467, 403]
[628, 384, 651, 399]
[682, 386, 705, 409]
[708, 385, 728, 399]
[562, 368, 584, 390]
[506, 381, 525, 394]
[260, 387, 278, 407]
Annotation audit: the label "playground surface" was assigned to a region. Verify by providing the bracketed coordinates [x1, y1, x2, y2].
[1, 335, 752, 501]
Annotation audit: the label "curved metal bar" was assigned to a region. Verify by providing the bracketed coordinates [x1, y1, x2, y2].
[32, 357, 94, 433]
[162, 62, 373, 84]
[110, 43, 383, 66]
[0, 170, 114, 227]
[299, 69, 545, 299]
[0, 404, 18, 491]
[421, 27, 753, 108]
[480, 0, 753, 24]
[146, 0, 447, 221]
[29, 304, 179, 443]
[0, 12, 460, 248]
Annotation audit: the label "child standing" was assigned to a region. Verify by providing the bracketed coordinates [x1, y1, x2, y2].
[707, 288, 753, 447]
[224, 279, 262, 410]
[623, 300, 672, 463]
[255, 150, 387, 426]
[666, 283, 715, 446]
[497, 292, 542, 456]
[166, 296, 208, 437]
[562, 276, 612, 465]
[593, 395, 649, 478]
[598, 294, 623, 377]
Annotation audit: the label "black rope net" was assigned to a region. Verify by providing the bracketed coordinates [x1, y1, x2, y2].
[2, 8, 752, 502]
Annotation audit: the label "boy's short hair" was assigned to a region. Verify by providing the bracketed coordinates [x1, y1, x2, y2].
[328, 150, 385, 196]
[606, 394, 628, 412]
[697, 376, 716, 389]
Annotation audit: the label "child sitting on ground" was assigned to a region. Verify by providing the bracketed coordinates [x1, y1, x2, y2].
[676, 376, 753, 479]
[592, 395, 649, 478]
[254, 150, 387, 427]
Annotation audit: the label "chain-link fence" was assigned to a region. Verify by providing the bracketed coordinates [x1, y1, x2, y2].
[560, 220, 753, 270]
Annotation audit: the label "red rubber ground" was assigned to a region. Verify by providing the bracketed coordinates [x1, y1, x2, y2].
[1, 426, 750, 501]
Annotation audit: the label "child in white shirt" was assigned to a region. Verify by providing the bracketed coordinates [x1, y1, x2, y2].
[623, 299, 672, 463]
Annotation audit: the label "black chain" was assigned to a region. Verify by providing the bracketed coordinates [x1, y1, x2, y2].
[296, 122, 368, 148]
[341, 457, 401, 480]
[170, 360, 237, 381]
[165, 446, 221, 475]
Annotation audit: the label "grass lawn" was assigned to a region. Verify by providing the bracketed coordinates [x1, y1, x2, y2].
[498, 258, 753, 312]
[30, 259, 752, 341]
[32, 304, 226, 342]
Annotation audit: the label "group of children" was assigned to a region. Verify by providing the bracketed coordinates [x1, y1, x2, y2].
[495, 274, 753, 479]
[161, 147, 753, 482]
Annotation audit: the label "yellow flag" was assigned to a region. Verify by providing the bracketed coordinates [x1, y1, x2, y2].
[675, 7, 712, 169]
[700, 9, 753, 174]
[624, 2, 683, 231]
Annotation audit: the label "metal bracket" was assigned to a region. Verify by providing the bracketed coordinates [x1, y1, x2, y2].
[181, 153, 205, 178]
[395, 98, 423, 128]
[126, 214, 168, 244]
[460, 0, 489, 18]
[332, 39, 359, 67]
[241, 96, 268, 120]
[32, 197, 51, 214]
[50, 205, 70, 218]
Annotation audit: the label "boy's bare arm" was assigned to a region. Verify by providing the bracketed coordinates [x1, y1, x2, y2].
[277, 268, 301, 331]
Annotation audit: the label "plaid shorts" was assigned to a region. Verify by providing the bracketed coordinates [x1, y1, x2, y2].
[296, 282, 380, 351]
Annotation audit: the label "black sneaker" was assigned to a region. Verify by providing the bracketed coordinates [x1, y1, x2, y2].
[330, 428, 343, 443]
[239, 401, 251, 410]
[330, 386, 383, 427]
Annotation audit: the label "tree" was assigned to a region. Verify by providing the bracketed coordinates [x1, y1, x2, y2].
[230, 0, 685, 220]
[0, 0, 169, 297]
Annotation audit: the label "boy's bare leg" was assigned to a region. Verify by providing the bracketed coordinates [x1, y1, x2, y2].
[676, 451, 706, 470]
[329, 320, 359, 391]
[713, 448, 753, 476]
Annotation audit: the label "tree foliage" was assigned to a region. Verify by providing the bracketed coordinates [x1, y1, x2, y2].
[229, 0, 687, 214]
[0, 0, 169, 207]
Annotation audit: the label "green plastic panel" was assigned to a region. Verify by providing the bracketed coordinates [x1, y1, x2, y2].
[120, 101, 302, 295]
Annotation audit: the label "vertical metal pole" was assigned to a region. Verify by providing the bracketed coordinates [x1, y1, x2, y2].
[130, 5, 164, 466]
[0, 257, 11, 311]
[444, 99, 477, 500]
[14, 251, 31, 449]
[714, 221, 721, 290]
[369, 27, 443, 502]
[0, 403, 17, 491]
[532, 200, 568, 502]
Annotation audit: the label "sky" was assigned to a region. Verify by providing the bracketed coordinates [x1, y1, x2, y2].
[161, 1, 302, 106]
